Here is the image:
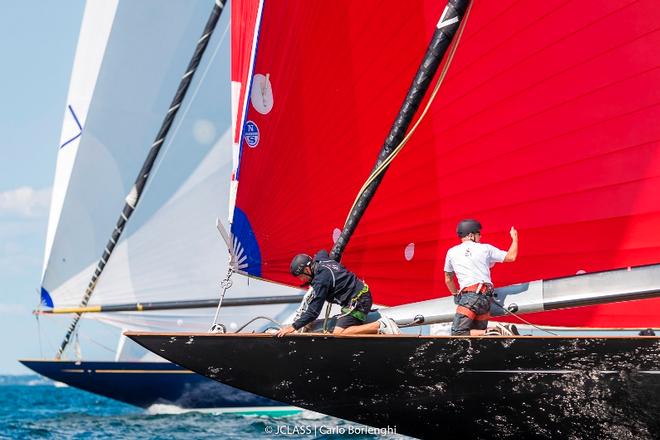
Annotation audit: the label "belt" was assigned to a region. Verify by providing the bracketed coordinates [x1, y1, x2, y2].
[460, 283, 493, 295]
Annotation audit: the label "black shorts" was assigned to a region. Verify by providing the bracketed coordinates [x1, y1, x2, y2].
[336, 291, 373, 329]
[451, 292, 492, 335]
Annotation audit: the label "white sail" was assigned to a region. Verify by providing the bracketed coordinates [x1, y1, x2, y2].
[43, 0, 119, 279]
[41, 0, 302, 334]
[41, 0, 222, 308]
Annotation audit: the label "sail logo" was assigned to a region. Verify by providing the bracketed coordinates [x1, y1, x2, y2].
[60, 105, 83, 149]
[243, 121, 260, 148]
[230, 207, 262, 277]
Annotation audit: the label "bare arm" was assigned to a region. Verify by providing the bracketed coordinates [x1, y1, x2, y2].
[444, 271, 459, 295]
[504, 226, 518, 262]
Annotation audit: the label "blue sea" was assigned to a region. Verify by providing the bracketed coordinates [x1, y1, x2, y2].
[0, 375, 406, 439]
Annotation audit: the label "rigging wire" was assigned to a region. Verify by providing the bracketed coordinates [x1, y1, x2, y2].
[34, 289, 45, 358]
[209, 266, 235, 332]
[74, 319, 117, 355]
[76, 332, 117, 355]
[38, 313, 77, 359]
[35, 313, 43, 359]
[490, 301, 559, 336]
[343, 0, 474, 225]
[141, 20, 230, 199]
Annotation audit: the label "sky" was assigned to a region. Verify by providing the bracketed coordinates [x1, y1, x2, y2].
[0, 1, 86, 374]
[0, 1, 239, 375]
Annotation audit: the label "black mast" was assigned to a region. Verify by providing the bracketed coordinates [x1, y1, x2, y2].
[56, 0, 227, 359]
[330, 0, 470, 261]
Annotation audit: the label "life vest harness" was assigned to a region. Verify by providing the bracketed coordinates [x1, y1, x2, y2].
[340, 283, 370, 322]
[456, 305, 490, 321]
[459, 282, 494, 295]
[455, 282, 494, 321]
[322, 282, 370, 333]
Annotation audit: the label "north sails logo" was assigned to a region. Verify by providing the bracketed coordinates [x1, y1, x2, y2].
[243, 120, 260, 148]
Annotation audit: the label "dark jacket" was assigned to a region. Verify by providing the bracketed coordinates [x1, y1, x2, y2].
[291, 250, 366, 330]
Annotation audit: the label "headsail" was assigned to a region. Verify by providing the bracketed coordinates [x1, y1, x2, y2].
[40, 0, 304, 358]
[43, 0, 119, 284]
[41, 1, 222, 310]
[54, 0, 228, 358]
[230, 0, 660, 327]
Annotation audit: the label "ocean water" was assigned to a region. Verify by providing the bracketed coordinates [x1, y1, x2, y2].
[0, 376, 407, 439]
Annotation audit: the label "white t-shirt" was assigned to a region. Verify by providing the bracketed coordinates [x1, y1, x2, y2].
[444, 241, 507, 290]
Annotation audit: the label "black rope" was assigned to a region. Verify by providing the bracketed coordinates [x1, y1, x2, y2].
[56, 0, 227, 359]
[330, 0, 470, 261]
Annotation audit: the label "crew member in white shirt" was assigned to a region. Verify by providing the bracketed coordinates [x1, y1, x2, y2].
[444, 219, 519, 336]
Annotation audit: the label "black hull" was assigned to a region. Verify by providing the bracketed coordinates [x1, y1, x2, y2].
[19, 359, 293, 413]
[127, 333, 660, 439]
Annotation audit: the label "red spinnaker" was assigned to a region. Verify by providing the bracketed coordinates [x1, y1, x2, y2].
[231, 0, 660, 328]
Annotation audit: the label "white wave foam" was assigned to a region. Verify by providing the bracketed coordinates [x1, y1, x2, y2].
[146, 404, 302, 416]
[299, 410, 327, 420]
[146, 404, 189, 415]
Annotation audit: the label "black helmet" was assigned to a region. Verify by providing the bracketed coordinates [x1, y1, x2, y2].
[290, 254, 312, 276]
[457, 219, 482, 238]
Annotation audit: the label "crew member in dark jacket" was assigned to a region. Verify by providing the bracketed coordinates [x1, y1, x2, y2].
[276, 250, 399, 336]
